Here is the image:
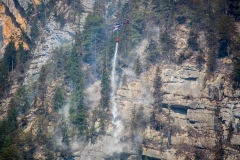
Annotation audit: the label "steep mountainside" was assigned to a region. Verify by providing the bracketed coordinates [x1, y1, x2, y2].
[0, 0, 240, 160]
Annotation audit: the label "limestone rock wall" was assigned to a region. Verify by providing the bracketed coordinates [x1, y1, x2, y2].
[114, 61, 240, 159]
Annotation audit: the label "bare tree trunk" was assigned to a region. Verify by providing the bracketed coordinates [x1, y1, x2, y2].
[167, 104, 171, 148]
[12, 57, 13, 72]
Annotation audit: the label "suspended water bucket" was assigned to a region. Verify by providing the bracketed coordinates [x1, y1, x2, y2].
[115, 38, 119, 42]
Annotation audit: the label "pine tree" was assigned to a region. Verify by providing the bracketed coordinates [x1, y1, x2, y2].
[100, 57, 110, 109]
[227, 121, 234, 142]
[18, 42, 29, 64]
[53, 88, 65, 111]
[122, 74, 127, 86]
[98, 56, 110, 134]
[81, 6, 106, 56]
[4, 40, 17, 72]
[206, 1, 218, 72]
[153, 67, 162, 112]
[72, 71, 88, 135]
[145, 39, 159, 63]
[196, 54, 205, 70]
[130, 105, 137, 142]
[188, 29, 199, 51]
[66, 47, 88, 135]
[61, 118, 69, 146]
[150, 109, 158, 130]
[133, 56, 142, 76]
[131, 105, 137, 131]
[65, 47, 81, 83]
[93, 0, 106, 16]
[99, 110, 106, 134]
[217, 15, 236, 58]
[0, 62, 9, 97]
[160, 30, 175, 57]
[167, 104, 171, 148]
[8, 99, 18, 132]
[16, 86, 30, 114]
[30, 19, 40, 42]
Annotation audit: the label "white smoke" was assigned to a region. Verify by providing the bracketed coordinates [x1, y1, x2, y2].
[54, 100, 71, 149]
[71, 130, 134, 160]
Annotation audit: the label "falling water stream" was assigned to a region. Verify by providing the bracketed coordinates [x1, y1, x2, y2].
[111, 42, 119, 126]
[110, 42, 136, 155]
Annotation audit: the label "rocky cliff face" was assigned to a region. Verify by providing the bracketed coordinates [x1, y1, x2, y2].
[69, 21, 240, 159]
[112, 23, 240, 159]
[0, 0, 240, 160]
[120, 26, 239, 160]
